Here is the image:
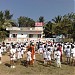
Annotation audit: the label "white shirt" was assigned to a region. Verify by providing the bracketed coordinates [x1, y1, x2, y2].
[10, 48, 16, 58]
[10, 48, 16, 54]
[43, 48, 47, 58]
[56, 51, 61, 59]
[27, 51, 31, 59]
[65, 48, 71, 57]
[71, 48, 75, 57]
[46, 51, 51, 60]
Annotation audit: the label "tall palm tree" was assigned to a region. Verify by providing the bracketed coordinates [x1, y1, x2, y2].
[4, 10, 13, 20]
[38, 16, 45, 22]
[43, 21, 53, 37]
[18, 16, 35, 27]
[52, 15, 62, 23]
[0, 10, 15, 40]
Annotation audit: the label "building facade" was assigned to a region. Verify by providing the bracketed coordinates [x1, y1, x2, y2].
[6, 27, 43, 39]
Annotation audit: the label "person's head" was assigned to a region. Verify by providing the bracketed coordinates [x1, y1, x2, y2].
[47, 48, 50, 51]
[44, 45, 46, 48]
[67, 46, 69, 48]
[28, 47, 31, 51]
[54, 44, 57, 47]
[31, 42, 34, 46]
[12, 45, 15, 48]
[71, 45, 74, 49]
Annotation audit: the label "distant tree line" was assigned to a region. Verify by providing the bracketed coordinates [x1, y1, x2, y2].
[0, 10, 75, 41]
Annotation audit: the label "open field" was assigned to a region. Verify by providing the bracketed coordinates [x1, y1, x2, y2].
[0, 53, 75, 75]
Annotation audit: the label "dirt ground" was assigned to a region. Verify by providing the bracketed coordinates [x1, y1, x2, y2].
[0, 53, 75, 75]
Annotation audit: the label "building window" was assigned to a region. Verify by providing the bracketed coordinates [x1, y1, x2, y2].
[29, 34, 33, 38]
[12, 34, 17, 38]
[38, 34, 41, 38]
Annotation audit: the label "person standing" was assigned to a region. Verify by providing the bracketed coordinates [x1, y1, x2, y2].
[65, 46, 71, 64]
[10, 45, 17, 68]
[26, 47, 32, 67]
[0, 46, 3, 64]
[46, 48, 51, 65]
[55, 48, 61, 68]
[71, 45, 75, 66]
[43, 45, 47, 65]
[30, 43, 35, 65]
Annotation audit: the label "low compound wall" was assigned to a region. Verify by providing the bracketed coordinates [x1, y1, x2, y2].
[5, 38, 61, 43]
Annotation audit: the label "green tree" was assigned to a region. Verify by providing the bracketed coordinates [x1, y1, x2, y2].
[0, 10, 14, 40]
[4, 10, 13, 20]
[18, 16, 35, 27]
[52, 15, 62, 23]
[38, 16, 44, 22]
[52, 14, 72, 36]
[0, 11, 5, 25]
[43, 21, 53, 37]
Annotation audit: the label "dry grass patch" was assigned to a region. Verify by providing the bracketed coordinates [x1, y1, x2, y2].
[0, 53, 75, 75]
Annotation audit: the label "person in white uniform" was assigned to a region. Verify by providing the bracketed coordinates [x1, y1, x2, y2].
[65, 46, 71, 64]
[71, 45, 75, 66]
[55, 48, 61, 68]
[16, 46, 22, 64]
[26, 47, 32, 67]
[10, 45, 17, 68]
[43, 45, 47, 65]
[0, 46, 3, 64]
[46, 48, 51, 65]
[38, 43, 43, 54]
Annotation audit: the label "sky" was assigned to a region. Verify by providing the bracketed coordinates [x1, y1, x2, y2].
[0, 0, 74, 21]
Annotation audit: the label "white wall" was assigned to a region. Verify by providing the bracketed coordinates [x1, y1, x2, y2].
[9, 31, 42, 38]
[10, 31, 28, 38]
[17, 31, 28, 38]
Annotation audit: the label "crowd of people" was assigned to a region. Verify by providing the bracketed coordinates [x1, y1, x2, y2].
[0, 40, 75, 68]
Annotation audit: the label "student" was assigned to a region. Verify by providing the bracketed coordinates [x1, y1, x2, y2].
[0, 46, 2, 64]
[38, 43, 43, 54]
[21, 45, 24, 58]
[55, 48, 61, 68]
[46, 48, 51, 65]
[54, 44, 57, 60]
[65, 46, 71, 64]
[10, 45, 17, 68]
[71, 45, 75, 66]
[43, 45, 47, 65]
[57, 44, 62, 62]
[50, 44, 54, 60]
[17, 46, 22, 64]
[26, 47, 32, 67]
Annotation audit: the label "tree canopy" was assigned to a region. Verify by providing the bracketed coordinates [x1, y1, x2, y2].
[18, 16, 35, 27]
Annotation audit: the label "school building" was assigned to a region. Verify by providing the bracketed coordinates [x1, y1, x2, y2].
[6, 22, 44, 42]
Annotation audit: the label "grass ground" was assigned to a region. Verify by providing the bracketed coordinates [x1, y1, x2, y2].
[0, 53, 75, 75]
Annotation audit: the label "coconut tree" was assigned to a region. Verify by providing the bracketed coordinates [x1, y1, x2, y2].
[43, 21, 53, 38]
[0, 10, 15, 40]
[52, 15, 62, 23]
[18, 16, 35, 27]
[38, 16, 45, 22]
